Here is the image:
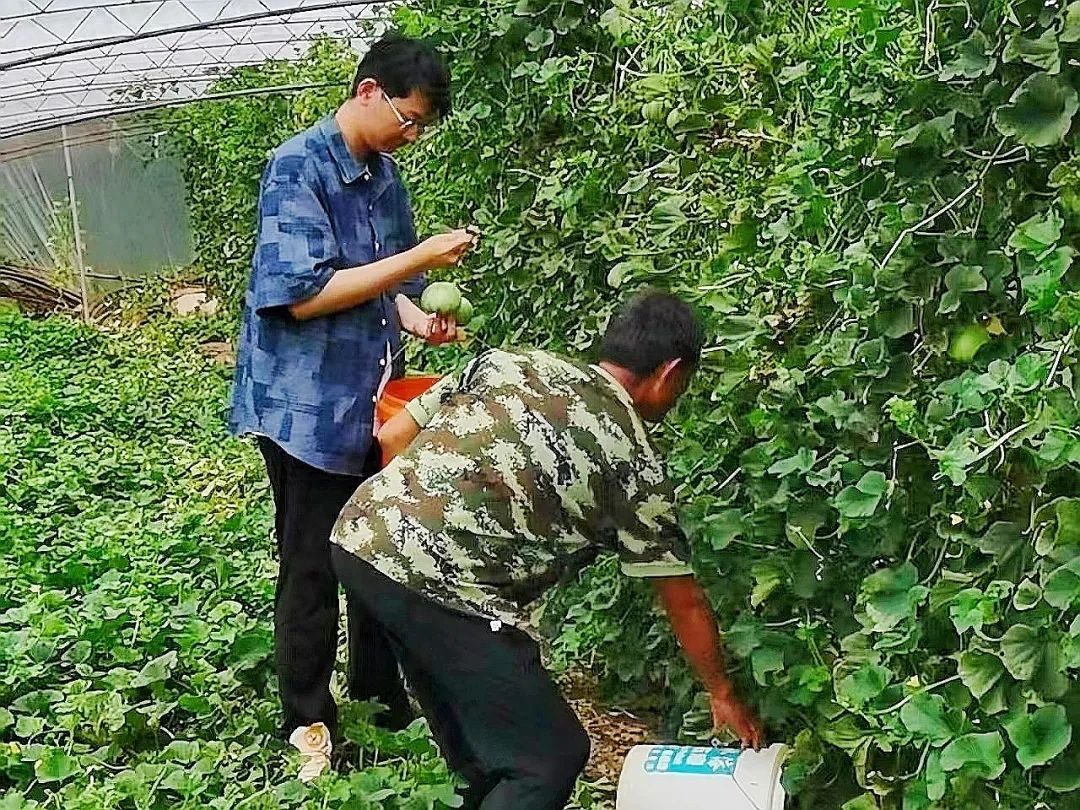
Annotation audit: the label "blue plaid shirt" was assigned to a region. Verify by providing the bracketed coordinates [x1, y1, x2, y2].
[228, 115, 425, 475]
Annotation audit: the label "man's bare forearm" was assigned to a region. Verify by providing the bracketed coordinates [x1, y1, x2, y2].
[654, 575, 764, 748]
[653, 576, 735, 696]
[289, 246, 431, 321]
[377, 409, 422, 462]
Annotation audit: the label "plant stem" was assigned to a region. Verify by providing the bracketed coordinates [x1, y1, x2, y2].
[872, 674, 961, 715]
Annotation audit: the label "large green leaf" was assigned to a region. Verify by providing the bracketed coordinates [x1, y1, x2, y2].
[994, 73, 1079, 147]
[834, 471, 888, 519]
[950, 588, 994, 634]
[1034, 498, 1080, 557]
[978, 522, 1025, 562]
[939, 265, 987, 314]
[1063, 1, 1080, 43]
[524, 26, 554, 50]
[0, 793, 40, 810]
[836, 664, 891, 706]
[900, 692, 961, 746]
[1053, 499, 1080, 546]
[1000, 624, 1042, 680]
[999, 624, 1069, 697]
[1008, 209, 1064, 256]
[940, 732, 1006, 779]
[818, 715, 872, 753]
[1043, 557, 1080, 608]
[957, 650, 1005, 699]
[34, 748, 79, 783]
[1004, 704, 1072, 769]
[1042, 748, 1080, 792]
[133, 650, 177, 687]
[751, 644, 785, 685]
[949, 582, 1010, 634]
[1002, 29, 1060, 73]
[858, 562, 928, 631]
[1012, 578, 1042, 611]
[700, 508, 744, 550]
[750, 561, 785, 607]
[229, 629, 273, 669]
[940, 31, 995, 79]
[768, 447, 816, 476]
[924, 749, 947, 801]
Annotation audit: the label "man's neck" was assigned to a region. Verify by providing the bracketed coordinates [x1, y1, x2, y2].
[598, 361, 639, 401]
[335, 104, 372, 159]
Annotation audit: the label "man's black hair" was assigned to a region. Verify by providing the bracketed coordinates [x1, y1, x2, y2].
[598, 289, 705, 377]
[350, 33, 451, 119]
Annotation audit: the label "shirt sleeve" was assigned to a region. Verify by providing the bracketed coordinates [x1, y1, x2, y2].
[616, 466, 694, 579]
[250, 170, 341, 314]
[403, 373, 460, 429]
[403, 352, 490, 429]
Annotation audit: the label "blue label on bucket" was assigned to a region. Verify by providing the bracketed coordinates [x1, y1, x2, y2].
[643, 746, 739, 775]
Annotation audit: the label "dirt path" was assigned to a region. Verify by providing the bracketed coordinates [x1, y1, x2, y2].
[560, 671, 656, 786]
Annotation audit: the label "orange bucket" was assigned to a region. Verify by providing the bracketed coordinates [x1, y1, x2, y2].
[376, 375, 442, 467]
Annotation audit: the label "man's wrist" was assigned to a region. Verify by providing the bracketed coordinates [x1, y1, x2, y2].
[408, 242, 433, 273]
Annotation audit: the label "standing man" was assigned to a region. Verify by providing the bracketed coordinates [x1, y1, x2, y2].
[228, 33, 475, 777]
[329, 290, 764, 806]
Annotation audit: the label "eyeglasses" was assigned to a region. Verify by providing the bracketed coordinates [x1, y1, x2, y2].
[382, 90, 421, 132]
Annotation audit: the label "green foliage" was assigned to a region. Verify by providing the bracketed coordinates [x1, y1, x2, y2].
[161, 0, 1080, 805]
[0, 309, 463, 807]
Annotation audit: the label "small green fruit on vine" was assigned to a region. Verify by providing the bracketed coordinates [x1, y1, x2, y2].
[948, 323, 990, 362]
[641, 100, 667, 124]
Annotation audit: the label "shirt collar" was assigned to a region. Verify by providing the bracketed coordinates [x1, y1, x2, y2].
[591, 363, 641, 418]
[320, 115, 370, 185]
[591, 363, 657, 448]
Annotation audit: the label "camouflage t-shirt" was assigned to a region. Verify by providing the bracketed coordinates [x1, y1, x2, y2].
[330, 349, 693, 624]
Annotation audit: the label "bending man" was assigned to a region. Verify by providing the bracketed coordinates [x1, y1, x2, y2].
[329, 290, 763, 807]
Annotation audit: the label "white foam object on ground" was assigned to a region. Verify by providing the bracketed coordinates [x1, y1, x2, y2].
[616, 743, 789, 810]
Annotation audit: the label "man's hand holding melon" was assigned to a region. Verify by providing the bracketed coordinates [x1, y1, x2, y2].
[399, 225, 478, 345]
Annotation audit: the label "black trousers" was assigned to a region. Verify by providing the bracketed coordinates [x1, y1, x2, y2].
[258, 437, 412, 737]
[331, 547, 591, 810]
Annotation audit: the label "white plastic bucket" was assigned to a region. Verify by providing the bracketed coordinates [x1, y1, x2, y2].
[616, 743, 789, 810]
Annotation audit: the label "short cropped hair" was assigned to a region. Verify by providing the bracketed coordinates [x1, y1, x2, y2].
[598, 289, 705, 377]
[350, 33, 451, 118]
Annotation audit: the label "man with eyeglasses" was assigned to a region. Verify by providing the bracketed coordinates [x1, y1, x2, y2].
[228, 33, 476, 779]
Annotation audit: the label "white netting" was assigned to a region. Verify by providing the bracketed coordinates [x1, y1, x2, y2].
[0, 0, 389, 304]
[0, 0, 391, 138]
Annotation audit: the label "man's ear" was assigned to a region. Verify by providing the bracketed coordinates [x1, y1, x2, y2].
[657, 357, 684, 387]
[354, 77, 379, 101]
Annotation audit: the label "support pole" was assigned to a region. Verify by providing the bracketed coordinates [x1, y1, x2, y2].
[61, 124, 90, 322]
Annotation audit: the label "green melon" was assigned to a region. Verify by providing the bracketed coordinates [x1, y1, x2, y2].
[421, 282, 462, 316]
[455, 296, 474, 326]
[641, 100, 667, 124]
[948, 324, 990, 362]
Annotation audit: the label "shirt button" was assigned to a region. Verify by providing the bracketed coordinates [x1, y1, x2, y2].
[371, 395, 377, 403]
[381, 318, 387, 326]
[375, 241, 381, 252]
[379, 358, 386, 367]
